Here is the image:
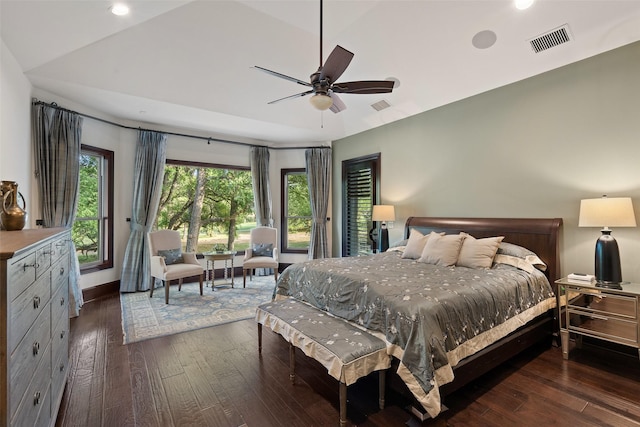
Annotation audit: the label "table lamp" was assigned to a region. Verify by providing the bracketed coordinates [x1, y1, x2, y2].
[372, 205, 395, 252]
[579, 196, 636, 287]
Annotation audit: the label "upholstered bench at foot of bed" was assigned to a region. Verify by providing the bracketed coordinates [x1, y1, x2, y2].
[256, 298, 391, 427]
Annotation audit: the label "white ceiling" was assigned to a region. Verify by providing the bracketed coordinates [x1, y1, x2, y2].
[2, 1, 640, 146]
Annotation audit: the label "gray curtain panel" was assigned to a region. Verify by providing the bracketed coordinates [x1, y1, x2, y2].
[305, 147, 331, 259]
[250, 146, 272, 227]
[250, 146, 273, 275]
[120, 130, 167, 292]
[32, 103, 84, 317]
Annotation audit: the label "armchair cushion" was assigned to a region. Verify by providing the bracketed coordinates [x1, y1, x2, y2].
[157, 248, 183, 265]
[252, 243, 273, 258]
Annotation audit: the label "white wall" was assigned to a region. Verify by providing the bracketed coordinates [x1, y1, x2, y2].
[1, 40, 33, 208]
[332, 41, 640, 283]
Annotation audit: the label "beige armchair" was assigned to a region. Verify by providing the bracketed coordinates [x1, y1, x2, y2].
[148, 230, 204, 304]
[243, 227, 279, 287]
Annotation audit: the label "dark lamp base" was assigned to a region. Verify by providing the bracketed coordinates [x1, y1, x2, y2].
[594, 230, 623, 284]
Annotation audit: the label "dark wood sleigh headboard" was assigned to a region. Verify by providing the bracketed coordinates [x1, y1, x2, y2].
[404, 217, 563, 283]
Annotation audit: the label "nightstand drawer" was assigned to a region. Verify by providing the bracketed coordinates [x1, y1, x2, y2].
[565, 287, 637, 320]
[567, 307, 638, 345]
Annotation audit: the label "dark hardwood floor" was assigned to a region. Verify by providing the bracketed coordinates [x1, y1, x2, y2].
[56, 293, 640, 427]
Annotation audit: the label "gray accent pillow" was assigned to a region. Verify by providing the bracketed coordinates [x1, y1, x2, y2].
[456, 235, 504, 269]
[158, 248, 184, 265]
[496, 242, 547, 271]
[418, 232, 466, 266]
[252, 243, 273, 257]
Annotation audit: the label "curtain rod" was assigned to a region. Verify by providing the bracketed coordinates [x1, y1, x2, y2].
[31, 99, 330, 151]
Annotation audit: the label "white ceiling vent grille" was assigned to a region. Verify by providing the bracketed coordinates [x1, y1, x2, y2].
[529, 24, 572, 53]
[371, 100, 391, 111]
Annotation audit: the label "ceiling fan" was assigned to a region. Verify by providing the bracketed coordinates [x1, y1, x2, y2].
[254, 0, 395, 113]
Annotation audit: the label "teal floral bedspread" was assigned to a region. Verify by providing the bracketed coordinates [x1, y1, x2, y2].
[274, 251, 555, 417]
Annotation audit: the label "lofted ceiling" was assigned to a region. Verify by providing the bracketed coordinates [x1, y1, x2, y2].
[2, 1, 640, 147]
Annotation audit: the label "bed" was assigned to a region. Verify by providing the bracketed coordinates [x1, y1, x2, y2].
[274, 217, 563, 418]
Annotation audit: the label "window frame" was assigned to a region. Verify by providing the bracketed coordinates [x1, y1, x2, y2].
[341, 153, 380, 257]
[75, 144, 114, 273]
[280, 168, 312, 254]
[161, 159, 253, 255]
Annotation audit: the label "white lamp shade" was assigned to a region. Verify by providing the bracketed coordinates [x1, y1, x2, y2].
[579, 197, 636, 228]
[372, 205, 396, 222]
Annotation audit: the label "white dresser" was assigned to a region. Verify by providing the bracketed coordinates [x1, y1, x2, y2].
[1, 228, 70, 427]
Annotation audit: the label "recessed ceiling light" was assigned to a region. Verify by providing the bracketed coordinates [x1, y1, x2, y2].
[515, 0, 535, 10]
[111, 3, 130, 16]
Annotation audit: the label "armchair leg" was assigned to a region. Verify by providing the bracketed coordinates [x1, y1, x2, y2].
[243, 269, 247, 288]
[274, 269, 278, 283]
[178, 278, 183, 291]
[149, 279, 155, 298]
[199, 273, 203, 296]
[165, 279, 170, 304]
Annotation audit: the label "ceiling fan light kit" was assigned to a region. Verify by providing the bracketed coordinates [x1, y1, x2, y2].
[255, 0, 394, 114]
[310, 93, 333, 110]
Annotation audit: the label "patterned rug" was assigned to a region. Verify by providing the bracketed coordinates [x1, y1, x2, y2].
[120, 276, 276, 344]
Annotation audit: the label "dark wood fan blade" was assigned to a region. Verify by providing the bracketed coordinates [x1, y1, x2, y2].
[329, 93, 346, 113]
[331, 80, 395, 94]
[267, 90, 314, 105]
[319, 45, 354, 82]
[254, 66, 311, 87]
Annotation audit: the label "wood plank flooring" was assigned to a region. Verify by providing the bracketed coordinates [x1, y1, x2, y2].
[56, 293, 640, 426]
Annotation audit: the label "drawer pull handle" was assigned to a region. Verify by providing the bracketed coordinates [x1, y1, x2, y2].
[33, 296, 41, 309]
[55, 241, 66, 247]
[23, 262, 38, 272]
[32, 341, 40, 356]
[59, 267, 65, 275]
[60, 297, 65, 306]
[60, 330, 66, 339]
[60, 363, 65, 372]
[33, 391, 41, 406]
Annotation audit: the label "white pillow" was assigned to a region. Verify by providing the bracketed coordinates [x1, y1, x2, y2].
[456, 235, 504, 269]
[418, 232, 466, 266]
[401, 229, 430, 259]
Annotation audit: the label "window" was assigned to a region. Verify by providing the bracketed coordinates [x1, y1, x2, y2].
[341, 154, 380, 257]
[73, 145, 114, 272]
[281, 169, 312, 253]
[156, 161, 254, 253]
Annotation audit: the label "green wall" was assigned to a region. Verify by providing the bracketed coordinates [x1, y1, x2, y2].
[332, 41, 640, 282]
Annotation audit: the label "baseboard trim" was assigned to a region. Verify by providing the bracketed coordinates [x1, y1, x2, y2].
[82, 280, 120, 302]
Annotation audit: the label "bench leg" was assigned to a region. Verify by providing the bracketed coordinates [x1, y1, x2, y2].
[339, 382, 347, 427]
[379, 369, 386, 409]
[289, 343, 296, 383]
[257, 323, 262, 353]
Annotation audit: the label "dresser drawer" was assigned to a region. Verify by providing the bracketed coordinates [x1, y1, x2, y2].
[51, 275, 69, 334]
[35, 242, 52, 279]
[568, 307, 638, 345]
[51, 235, 69, 264]
[11, 345, 52, 427]
[51, 252, 69, 295]
[51, 323, 69, 408]
[51, 301, 69, 369]
[8, 251, 37, 301]
[9, 307, 51, 419]
[9, 272, 51, 354]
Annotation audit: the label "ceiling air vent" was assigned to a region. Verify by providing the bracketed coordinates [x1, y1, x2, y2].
[529, 24, 572, 53]
[371, 100, 391, 112]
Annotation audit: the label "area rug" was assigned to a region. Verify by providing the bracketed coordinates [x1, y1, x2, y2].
[120, 276, 276, 344]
